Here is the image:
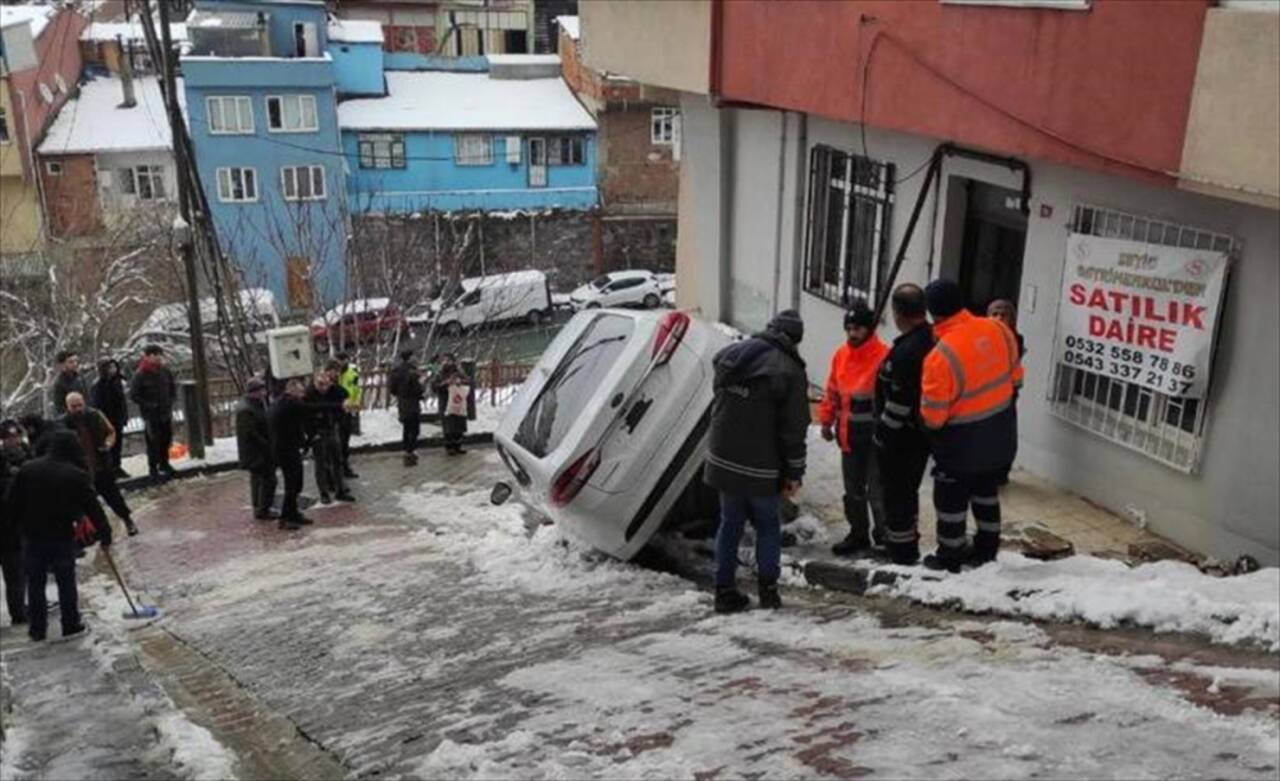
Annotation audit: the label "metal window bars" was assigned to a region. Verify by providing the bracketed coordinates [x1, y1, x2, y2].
[802, 145, 895, 309]
[1048, 204, 1236, 473]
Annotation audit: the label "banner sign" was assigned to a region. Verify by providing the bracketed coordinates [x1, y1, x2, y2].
[1054, 233, 1228, 399]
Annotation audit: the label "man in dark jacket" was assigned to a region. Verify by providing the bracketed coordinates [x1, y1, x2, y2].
[388, 350, 425, 466]
[50, 350, 88, 416]
[236, 378, 277, 520]
[61, 392, 138, 537]
[128, 345, 177, 478]
[269, 379, 313, 530]
[7, 430, 112, 641]
[873, 284, 935, 565]
[704, 309, 810, 614]
[304, 370, 354, 504]
[0, 419, 31, 626]
[90, 358, 130, 478]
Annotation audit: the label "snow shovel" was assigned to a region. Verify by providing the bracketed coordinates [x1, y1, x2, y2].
[103, 548, 160, 620]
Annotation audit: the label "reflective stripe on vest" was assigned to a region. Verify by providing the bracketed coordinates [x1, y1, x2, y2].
[921, 311, 1017, 431]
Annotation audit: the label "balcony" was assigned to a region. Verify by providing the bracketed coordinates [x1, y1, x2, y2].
[187, 10, 272, 57]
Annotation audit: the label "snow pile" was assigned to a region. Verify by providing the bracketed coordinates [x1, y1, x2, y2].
[871, 553, 1280, 650]
[152, 713, 239, 781]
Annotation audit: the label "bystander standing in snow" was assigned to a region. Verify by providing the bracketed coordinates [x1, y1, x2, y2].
[0, 419, 31, 626]
[334, 354, 361, 479]
[49, 350, 87, 416]
[90, 358, 130, 478]
[236, 377, 278, 521]
[432, 353, 470, 456]
[388, 350, 425, 467]
[704, 310, 810, 614]
[270, 379, 314, 530]
[60, 392, 139, 537]
[305, 369, 355, 505]
[128, 345, 178, 479]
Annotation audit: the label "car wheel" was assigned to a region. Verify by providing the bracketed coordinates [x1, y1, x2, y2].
[643, 293, 661, 309]
[443, 320, 464, 337]
[527, 309, 543, 327]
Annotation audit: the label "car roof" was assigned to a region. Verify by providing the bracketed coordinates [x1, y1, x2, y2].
[324, 297, 392, 319]
[607, 270, 654, 281]
[460, 270, 546, 291]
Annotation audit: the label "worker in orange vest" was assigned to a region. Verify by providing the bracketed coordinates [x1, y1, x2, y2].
[920, 280, 1023, 573]
[818, 304, 891, 556]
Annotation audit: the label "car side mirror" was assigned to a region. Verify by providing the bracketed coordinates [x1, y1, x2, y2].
[490, 482, 513, 506]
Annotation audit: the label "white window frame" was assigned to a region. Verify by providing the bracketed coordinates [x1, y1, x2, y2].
[119, 164, 167, 201]
[280, 164, 327, 202]
[651, 107, 678, 145]
[216, 166, 259, 203]
[44, 160, 63, 176]
[454, 134, 493, 166]
[940, 0, 1090, 9]
[1047, 204, 1236, 474]
[207, 96, 255, 135]
[546, 135, 585, 166]
[266, 94, 319, 134]
[357, 133, 406, 169]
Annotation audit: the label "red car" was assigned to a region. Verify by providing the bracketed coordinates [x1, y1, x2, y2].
[311, 298, 408, 351]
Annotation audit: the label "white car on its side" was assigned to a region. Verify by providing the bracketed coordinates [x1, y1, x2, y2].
[493, 308, 731, 560]
[568, 270, 665, 311]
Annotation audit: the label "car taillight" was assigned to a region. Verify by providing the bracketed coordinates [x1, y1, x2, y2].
[652, 311, 690, 365]
[550, 448, 601, 506]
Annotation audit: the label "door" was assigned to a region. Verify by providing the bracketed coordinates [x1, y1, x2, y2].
[285, 257, 313, 310]
[957, 180, 1028, 314]
[528, 138, 547, 188]
[294, 22, 318, 57]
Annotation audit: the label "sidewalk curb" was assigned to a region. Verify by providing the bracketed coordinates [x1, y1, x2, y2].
[118, 432, 495, 494]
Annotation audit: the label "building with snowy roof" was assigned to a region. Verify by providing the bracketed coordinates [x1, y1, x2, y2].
[338, 63, 599, 214]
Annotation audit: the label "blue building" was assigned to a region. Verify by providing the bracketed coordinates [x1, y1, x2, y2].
[338, 57, 598, 214]
[182, 0, 349, 309]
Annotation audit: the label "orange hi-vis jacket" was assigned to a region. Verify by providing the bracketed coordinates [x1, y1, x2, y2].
[921, 310, 1023, 472]
[817, 335, 890, 453]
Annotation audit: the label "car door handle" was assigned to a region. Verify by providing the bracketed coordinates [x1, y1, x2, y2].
[624, 398, 652, 434]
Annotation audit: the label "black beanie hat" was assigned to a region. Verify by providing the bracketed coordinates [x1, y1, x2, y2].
[925, 279, 964, 319]
[844, 304, 876, 330]
[767, 309, 804, 345]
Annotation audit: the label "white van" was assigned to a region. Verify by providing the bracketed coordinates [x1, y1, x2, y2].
[414, 270, 553, 336]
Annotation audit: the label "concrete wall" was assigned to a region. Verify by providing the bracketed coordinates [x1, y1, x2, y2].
[579, 0, 709, 95]
[343, 131, 597, 213]
[330, 40, 385, 96]
[682, 104, 1280, 565]
[1179, 7, 1280, 209]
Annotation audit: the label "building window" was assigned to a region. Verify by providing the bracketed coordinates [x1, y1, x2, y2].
[455, 134, 493, 166]
[358, 133, 406, 169]
[802, 145, 895, 308]
[216, 167, 258, 202]
[547, 136, 585, 166]
[207, 96, 254, 135]
[118, 165, 167, 200]
[266, 95, 319, 133]
[45, 161, 64, 176]
[1047, 205, 1235, 474]
[651, 107, 678, 145]
[280, 165, 326, 201]
[0, 107, 9, 143]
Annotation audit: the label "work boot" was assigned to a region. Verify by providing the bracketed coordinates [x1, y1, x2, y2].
[124, 518, 139, 537]
[278, 519, 302, 531]
[922, 551, 963, 574]
[254, 510, 280, 521]
[713, 588, 751, 614]
[115, 467, 130, 479]
[888, 543, 920, 566]
[336, 492, 356, 503]
[158, 463, 177, 478]
[28, 630, 45, 642]
[292, 515, 314, 526]
[343, 467, 359, 479]
[404, 453, 418, 467]
[62, 623, 89, 639]
[831, 530, 873, 557]
[758, 582, 782, 610]
[319, 493, 332, 505]
[967, 543, 999, 568]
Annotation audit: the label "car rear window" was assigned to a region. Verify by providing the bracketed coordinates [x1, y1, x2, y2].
[514, 313, 634, 457]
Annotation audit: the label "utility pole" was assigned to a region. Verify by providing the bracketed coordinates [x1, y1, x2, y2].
[156, 0, 214, 448]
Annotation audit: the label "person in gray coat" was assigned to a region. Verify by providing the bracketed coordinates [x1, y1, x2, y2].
[704, 309, 810, 614]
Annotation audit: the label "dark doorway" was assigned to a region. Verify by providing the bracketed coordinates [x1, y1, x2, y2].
[957, 180, 1027, 314]
[504, 29, 528, 54]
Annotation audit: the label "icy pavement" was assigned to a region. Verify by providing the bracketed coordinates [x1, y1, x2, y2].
[76, 446, 1280, 779]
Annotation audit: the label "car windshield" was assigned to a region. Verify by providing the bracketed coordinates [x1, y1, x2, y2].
[514, 314, 634, 457]
[589, 275, 611, 290]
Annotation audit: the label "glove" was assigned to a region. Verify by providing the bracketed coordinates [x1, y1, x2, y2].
[821, 425, 834, 442]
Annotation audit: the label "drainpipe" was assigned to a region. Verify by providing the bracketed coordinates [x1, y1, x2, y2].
[788, 112, 807, 311]
[769, 110, 787, 315]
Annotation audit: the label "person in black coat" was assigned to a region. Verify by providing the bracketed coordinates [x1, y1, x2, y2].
[0, 419, 31, 626]
[90, 358, 130, 478]
[128, 344, 178, 478]
[303, 371, 353, 504]
[236, 377, 277, 520]
[388, 350, 425, 466]
[269, 379, 313, 530]
[7, 430, 112, 641]
[49, 350, 87, 416]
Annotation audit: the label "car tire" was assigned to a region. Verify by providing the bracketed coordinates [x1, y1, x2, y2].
[527, 309, 543, 327]
[643, 293, 661, 309]
[443, 320, 464, 337]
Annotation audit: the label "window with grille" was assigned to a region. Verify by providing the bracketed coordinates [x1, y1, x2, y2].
[1047, 204, 1236, 473]
[216, 167, 258, 202]
[454, 134, 493, 166]
[280, 165, 326, 201]
[266, 95, 318, 133]
[802, 145, 895, 308]
[358, 133, 406, 169]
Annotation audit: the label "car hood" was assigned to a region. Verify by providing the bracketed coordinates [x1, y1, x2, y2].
[570, 284, 598, 299]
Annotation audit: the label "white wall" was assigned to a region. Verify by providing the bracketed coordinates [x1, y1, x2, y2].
[95, 149, 177, 214]
[680, 105, 1280, 565]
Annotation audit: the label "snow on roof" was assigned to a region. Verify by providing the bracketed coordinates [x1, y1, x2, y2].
[38, 75, 180, 155]
[81, 21, 188, 43]
[0, 5, 55, 39]
[317, 297, 392, 324]
[338, 71, 596, 132]
[187, 10, 260, 29]
[327, 18, 382, 44]
[485, 54, 561, 66]
[555, 15, 579, 41]
[460, 270, 547, 291]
